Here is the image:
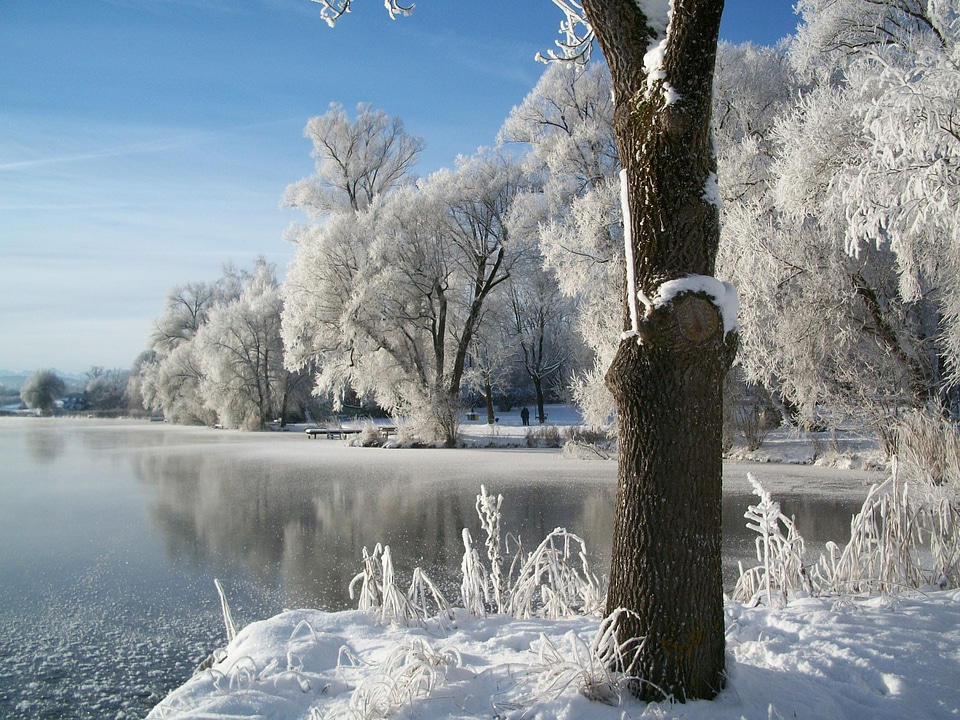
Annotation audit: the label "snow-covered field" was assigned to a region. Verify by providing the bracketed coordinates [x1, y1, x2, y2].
[146, 409, 960, 720]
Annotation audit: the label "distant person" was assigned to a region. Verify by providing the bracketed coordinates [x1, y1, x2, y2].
[520, 406, 530, 426]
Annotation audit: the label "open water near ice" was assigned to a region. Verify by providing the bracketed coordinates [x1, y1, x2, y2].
[0, 418, 877, 719]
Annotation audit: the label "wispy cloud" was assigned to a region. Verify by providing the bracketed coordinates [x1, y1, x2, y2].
[0, 114, 300, 174]
[0, 139, 187, 172]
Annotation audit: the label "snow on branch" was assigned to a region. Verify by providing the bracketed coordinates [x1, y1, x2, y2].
[618, 169, 641, 341]
[311, 0, 414, 27]
[652, 275, 739, 335]
[625, 275, 738, 345]
[536, 0, 596, 64]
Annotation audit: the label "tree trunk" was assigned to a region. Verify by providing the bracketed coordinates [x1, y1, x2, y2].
[582, 0, 735, 702]
[605, 299, 735, 700]
[533, 375, 546, 424]
[483, 374, 496, 425]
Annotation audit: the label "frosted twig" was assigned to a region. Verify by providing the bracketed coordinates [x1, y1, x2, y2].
[214, 578, 237, 644]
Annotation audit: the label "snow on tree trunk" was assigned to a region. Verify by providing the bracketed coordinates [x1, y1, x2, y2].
[582, 0, 735, 701]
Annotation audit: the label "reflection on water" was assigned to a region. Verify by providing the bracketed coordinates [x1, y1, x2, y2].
[0, 418, 867, 719]
[136, 444, 622, 611]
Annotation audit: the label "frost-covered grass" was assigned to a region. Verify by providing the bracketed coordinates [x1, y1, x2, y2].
[349, 486, 604, 627]
[151, 468, 960, 719]
[735, 457, 960, 605]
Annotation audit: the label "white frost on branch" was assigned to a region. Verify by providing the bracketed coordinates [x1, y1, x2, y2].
[619, 169, 640, 338]
[311, 0, 413, 28]
[537, 0, 596, 63]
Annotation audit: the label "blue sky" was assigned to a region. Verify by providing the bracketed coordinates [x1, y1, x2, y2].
[0, 0, 799, 375]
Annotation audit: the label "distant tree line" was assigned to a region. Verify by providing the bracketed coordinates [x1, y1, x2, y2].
[15, 367, 131, 416]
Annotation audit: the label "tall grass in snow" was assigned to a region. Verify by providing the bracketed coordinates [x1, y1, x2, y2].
[354, 484, 605, 623]
[340, 637, 461, 719]
[503, 528, 604, 619]
[738, 456, 960, 604]
[342, 486, 615, 715]
[348, 544, 453, 627]
[492, 609, 643, 712]
[812, 459, 960, 594]
[733, 475, 809, 605]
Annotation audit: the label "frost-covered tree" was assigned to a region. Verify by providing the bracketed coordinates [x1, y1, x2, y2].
[461, 287, 518, 425]
[149, 276, 241, 355]
[720, 0, 960, 440]
[84, 367, 130, 412]
[126, 350, 157, 416]
[506, 254, 580, 424]
[283, 150, 526, 444]
[140, 262, 311, 428]
[141, 271, 243, 425]
[712, 41, 807, 421]
[196, 260, 300, 430]
[500, 61, 622, 427]
[143, 339, 216, 425]
[712, 41, 801, 207]
[20, 369, 66, 415]
[283, 102, 423, 217]
[313, 0, 733, 699]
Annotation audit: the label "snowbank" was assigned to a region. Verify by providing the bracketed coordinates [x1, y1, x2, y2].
[149, 590, 960, 719]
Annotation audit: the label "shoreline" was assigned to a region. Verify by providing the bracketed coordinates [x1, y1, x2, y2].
[2, 413, 887, 502]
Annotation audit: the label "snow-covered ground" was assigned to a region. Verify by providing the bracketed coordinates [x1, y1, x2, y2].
[150, 590, 960, 720]
[146, 408, 960, 720]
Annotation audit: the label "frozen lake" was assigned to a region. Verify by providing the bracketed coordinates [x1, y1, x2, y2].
[0, 418, 882, 719]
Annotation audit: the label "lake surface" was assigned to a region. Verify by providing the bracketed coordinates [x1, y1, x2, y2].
[0, 418, 878, 719]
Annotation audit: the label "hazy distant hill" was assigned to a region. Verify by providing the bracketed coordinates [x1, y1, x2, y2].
[0, 370, 87, 392]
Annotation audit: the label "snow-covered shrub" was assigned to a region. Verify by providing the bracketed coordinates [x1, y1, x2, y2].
[525, 424, 561, 448]
[562, 425, 616, 460]
[562, 425, 612, 447]
[358, 421, 383, 447]
[812, 462, 960, 594]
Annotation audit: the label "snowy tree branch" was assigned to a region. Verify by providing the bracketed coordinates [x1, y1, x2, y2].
[311, 0, 413, 27]
[536, 0, 596, 64]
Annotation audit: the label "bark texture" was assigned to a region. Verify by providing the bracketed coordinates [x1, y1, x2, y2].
[581, 0, 734, 702]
